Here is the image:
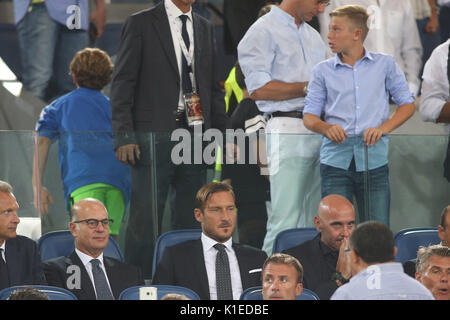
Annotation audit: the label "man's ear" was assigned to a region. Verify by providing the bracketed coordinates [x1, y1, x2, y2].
[354, 28, 363, 41]
[69, 222, 77, 237]
[194, 208, 203, 223]
[314, 216, 321, 232]
[438, 225, 445, 241]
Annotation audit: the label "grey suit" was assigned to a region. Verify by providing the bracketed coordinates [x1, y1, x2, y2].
[110, 2, 230, 278]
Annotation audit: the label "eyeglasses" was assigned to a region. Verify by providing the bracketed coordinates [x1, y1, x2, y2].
[72, 218, 114, 229]
[318, 0, 331, 6]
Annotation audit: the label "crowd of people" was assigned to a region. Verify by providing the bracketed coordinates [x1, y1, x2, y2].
[1, 0, 450, 300]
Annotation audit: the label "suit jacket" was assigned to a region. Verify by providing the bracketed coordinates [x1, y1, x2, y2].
[43, 251, 144, 300]
[283, 233, 339, 300]
[110, 1, 229, 148]
[1, 236, 46, 290]
[152, 239, 267, 300]
[403, 259, 417, 278]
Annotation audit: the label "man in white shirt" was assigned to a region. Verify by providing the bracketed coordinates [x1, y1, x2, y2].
[319, 0, 423, 97]
[152, 182, 267, 300]
[419, 38, 450, 181]
[43, 198, 144, 300]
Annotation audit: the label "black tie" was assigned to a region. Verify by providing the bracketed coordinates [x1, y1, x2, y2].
[179, 14, 193, 93]
[0, 248, 10, 290]
[90, 259, 114, 300]
[214, 243, 233, 300]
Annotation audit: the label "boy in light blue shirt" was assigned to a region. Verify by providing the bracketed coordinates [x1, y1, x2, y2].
[303, 5, 415, 225]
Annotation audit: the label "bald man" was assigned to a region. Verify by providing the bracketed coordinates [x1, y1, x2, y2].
[43, 198, 144, 300]
[283, 194, 355, 300]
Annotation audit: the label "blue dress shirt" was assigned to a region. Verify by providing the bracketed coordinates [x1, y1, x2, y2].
[237, 5, 326, 114]
[304, 50, 414, 171]
[14, 0, 89, 30]
[331, 263, 434, 300]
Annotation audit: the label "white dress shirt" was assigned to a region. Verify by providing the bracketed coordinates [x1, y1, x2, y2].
[419, 39, 450, 133]
[75, 248, 113, 299]
[165, 0, 195, 108]
[0, 241, 5, 263]
[201, 233, 243, 300]
[318, 0, 423, 97]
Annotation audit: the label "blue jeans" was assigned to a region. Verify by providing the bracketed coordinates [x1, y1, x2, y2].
[16, 4, 88, 101]
[320, 159, 390, 226]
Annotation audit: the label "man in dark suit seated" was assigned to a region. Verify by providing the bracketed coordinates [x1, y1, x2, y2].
[404, 205, 450, 277]
[43, 198, 144, 300]
[0, 180, 46, 290]
[283, 194, 355, 300]
[152, 182, 267, 300]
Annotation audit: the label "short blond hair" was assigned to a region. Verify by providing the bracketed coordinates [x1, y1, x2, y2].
[0, 180, 13, 194]
[330, 5, 370, 42]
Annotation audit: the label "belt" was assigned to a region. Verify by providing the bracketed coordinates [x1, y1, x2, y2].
[270, 111, 303, 119]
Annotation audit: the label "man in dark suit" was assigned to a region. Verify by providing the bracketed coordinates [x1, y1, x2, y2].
[43, 198, 144, 300]
[0, 180, 46, 290]
[110, 0, 229, 278]
[152, 182, 267, 300]
[283, 194, 355, 300]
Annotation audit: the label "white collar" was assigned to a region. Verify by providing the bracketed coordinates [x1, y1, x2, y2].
[75, 248, 105, 268]
[201, 232, 233, 252]
[165, 0, 193, 21]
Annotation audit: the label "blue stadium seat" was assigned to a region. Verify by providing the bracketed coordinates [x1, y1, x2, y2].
[118, 285, 201, 300]
[0, 285, 78, 300]
[394, 227, 440, 263]
[272, 228, 318, 254]
[152, 229, 202, 279]
[37, 230, 124, 262]
[239, 286, 319, 300]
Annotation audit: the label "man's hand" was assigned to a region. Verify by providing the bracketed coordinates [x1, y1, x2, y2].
[325, 124, 348, 144]
[90, 0, 106, 38]
[363, 127, 384, 146]
[116, 144, 141, 166]
[336, 237, 352, 281]
[34, 187, 55, 215]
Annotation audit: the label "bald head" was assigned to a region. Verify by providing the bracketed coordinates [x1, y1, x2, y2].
[70, 198, 107, 222]
[314, 195, 356, 251]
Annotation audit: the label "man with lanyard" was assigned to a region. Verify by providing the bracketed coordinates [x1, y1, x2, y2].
[13, 0, 106, 102]
[237, 0, 328, 254]
[110, 0, 229, 278]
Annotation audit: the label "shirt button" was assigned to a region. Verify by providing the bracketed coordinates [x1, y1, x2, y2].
[356, 86, 359, 89]
[356, 106, 360, 109]
[354, 69, 357, 72]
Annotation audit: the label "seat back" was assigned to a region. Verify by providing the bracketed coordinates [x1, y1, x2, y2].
[118, 285, 201, 300]
[239, 286, 319, 300]
[394, 227, 440, 263]
[37, 230, 124, 262]
[0, 285, 78, 300]
[152, 229, 202, 278]
[272, 228, 318, 254]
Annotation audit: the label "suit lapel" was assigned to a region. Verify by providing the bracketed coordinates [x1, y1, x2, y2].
[69, 252, 97, 300]
[5, 238, 20, 285]
[104, 257, 121, 299]
[192, 13, 203, 88]
[193, 240, 210, 299]
[232, 243, 252, 290]
[152, 2, 179, 77]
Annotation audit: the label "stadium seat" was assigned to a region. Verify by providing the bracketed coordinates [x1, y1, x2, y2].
[37, 230, 124, 262]
[272, 228, 318, 254]
[152, 229, 202, 279]
[0, 285, 78, 300]
[394, 227, 440, 263]
[239, 286, 319, 300]
[118, 285, 201, 300]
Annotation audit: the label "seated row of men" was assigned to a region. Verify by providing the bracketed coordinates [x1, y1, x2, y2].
[0, 180, 449, 300]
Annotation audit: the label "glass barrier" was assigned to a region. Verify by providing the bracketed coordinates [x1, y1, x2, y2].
[1, 130, 448, 280]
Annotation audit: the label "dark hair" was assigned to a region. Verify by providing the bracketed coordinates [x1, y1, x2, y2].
[8, 288, 50, 300]
[234, 62, 246, 90]
[262, 253, 303, 284]
[440, 206, 450, 230]
[69, 48, 113, 90]
[195, 182, 235, 212]
[350, 221, 395, 264]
